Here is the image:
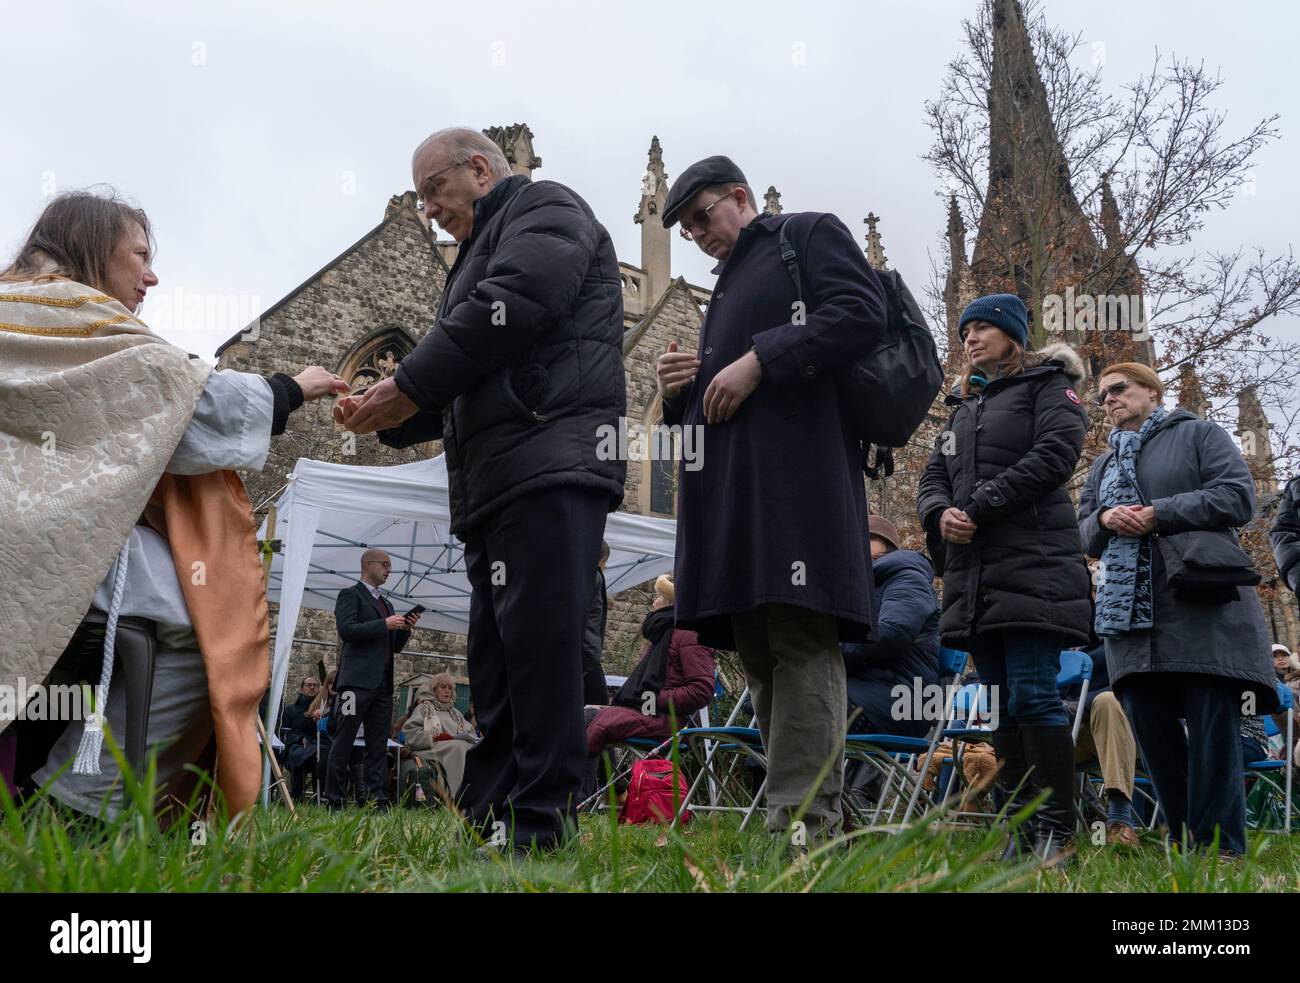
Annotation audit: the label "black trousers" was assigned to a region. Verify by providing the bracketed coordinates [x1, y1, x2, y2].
[1118, 672, 1247, 855]
[324, 673, 393, 805]
[459, 486, 608, 849]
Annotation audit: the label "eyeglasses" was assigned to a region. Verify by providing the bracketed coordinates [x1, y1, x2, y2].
[415, 159, 470, 210]
[1094, 379, 1132, 407]
[679, 191, 737, 241]
[366, 560, 392, 568]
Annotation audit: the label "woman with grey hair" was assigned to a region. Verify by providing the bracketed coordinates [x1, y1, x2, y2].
[402, 673, 476, 803]
[1078, 361, 1279, 857]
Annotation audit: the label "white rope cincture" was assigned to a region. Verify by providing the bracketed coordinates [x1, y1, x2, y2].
[73, 538, 131, 775]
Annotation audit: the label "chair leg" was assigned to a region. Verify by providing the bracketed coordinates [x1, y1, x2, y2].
[113, 624, 156, 775]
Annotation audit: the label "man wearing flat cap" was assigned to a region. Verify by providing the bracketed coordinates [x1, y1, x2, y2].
[655, 155, 888, 845]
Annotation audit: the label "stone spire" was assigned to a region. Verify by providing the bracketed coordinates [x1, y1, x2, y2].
[863, 212, 889, 270]
[1175, 364, 1210, 420]
[943, 196, 976, 375]
[1235, 385, 1278, 496]
[971, 0, 1100, 344]
[763, 185, 783, 216]
[1099, 173, 1124, 252]
[634, 135, 670, 306]
[483, 123, 542, 178]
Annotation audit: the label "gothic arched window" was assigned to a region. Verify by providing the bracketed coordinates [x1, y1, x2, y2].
[337, 328, 417, 394]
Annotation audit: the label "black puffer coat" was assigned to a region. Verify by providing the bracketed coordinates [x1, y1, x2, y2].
[382, 174, 626, 535]
[916, 343, 1091, 649]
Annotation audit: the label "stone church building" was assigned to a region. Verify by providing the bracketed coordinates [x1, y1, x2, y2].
[217, 124, 724, 708]
[220, 4, 1298, 712]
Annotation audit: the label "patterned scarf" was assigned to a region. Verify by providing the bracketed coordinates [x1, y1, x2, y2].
[1095, 405, 1167, 637]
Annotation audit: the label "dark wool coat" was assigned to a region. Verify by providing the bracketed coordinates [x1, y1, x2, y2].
[381, 174, 626, 536]
[916, 343, 1092, 649]
[1078, 409, 1280, 710]
[662, 211, 889, 650]
[1272, 476, 1300, 595]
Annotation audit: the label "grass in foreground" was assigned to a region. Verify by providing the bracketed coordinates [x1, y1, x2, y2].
[2, 770, 1298, 892]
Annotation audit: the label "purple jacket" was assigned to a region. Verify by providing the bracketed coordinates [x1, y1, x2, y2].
[587, 629, 715, 752]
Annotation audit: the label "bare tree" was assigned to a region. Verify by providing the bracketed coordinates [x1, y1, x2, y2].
[924, 0, 1300, 469]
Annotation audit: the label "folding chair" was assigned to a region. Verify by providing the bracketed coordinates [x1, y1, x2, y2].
[671, 687, 768, 830]
[841, 645, 971, 829]
[942, 650, 1093, 829]
[936, 682, 1001, 825]
[1244, 682, 1295, 834]
[577, 675, 724, 814]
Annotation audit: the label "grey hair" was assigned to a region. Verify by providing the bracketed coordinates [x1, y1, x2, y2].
[413, 127, 512, 181]
[427, 672, 457, 693]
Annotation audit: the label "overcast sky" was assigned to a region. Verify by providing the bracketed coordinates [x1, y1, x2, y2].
[4, 0, 1297, 366]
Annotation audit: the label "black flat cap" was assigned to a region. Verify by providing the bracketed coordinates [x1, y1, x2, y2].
[661, 155, 748, 229]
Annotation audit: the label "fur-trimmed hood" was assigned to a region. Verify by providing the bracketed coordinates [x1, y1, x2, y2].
[1027, 342, 1086, 388]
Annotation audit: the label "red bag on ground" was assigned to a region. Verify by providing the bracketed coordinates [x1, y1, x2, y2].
[621, 759, 690, 825]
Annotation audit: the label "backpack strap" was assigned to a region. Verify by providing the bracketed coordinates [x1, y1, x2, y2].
[778, 221, 803, 307]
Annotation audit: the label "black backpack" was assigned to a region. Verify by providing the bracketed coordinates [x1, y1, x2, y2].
[779, 220, 943, 476]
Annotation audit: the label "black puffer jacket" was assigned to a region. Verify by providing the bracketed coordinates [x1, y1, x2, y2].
[1272, 476, 1300, 595]
[382, 174, 626, 535]
[916, 343, 1091, 649]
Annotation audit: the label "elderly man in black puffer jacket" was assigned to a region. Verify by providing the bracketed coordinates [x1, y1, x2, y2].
[338, 127, 626, 851]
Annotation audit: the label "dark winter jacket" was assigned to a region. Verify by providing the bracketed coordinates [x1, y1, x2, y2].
[1078, 408, 1279, 710]
[280, 692, 315, 747]
[586, 629, 716, 751]
[1272, 476, 1300, 595]
[916, 343, 1092, 649]
[841, 548, 941, 704]
[663, 211, 889, 650]
[380, 174, 626, 536]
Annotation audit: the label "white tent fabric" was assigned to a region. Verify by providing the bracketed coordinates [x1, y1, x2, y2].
[257, 454, 677, 798]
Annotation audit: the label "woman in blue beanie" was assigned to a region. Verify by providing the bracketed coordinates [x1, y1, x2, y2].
[916, 293, 1092, 864]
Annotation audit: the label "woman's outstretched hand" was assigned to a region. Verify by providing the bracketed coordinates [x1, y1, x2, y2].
[293, 366, 350, 401]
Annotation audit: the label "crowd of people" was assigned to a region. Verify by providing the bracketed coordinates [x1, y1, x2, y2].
[1, 126, 1298, 866]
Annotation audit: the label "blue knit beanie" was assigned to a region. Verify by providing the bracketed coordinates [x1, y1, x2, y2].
[958, 293, 1029, 349]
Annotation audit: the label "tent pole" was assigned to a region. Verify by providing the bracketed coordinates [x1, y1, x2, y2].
[259, 504, 295, 813]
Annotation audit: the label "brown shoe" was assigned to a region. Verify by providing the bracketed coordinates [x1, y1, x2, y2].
[1106, 822, 1139, 848]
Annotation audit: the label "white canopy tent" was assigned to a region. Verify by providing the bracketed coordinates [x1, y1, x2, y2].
[257, 454, 677, 800]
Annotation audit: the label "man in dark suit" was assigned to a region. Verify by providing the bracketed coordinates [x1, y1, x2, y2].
[324, 548, 414, 809]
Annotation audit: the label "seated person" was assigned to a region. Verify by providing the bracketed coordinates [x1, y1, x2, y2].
[401, 674, 476, 804]
[280, 676, 322, 800]
[1062, 646, 1140, 848]
[842, 517, 941, 737]
[584, 575, 715, 795]
[3, 191, 347, 821]
[840, 517, 941, 810]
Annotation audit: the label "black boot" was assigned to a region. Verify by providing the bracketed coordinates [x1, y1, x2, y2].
[990, 728, 1034, 862]
[1022, 724, 1077, 866]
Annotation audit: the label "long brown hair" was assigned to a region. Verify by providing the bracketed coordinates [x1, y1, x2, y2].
[308, 669, 336, 718]
[958, 342, 1027, 398]
[0, 189, 153, 291]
